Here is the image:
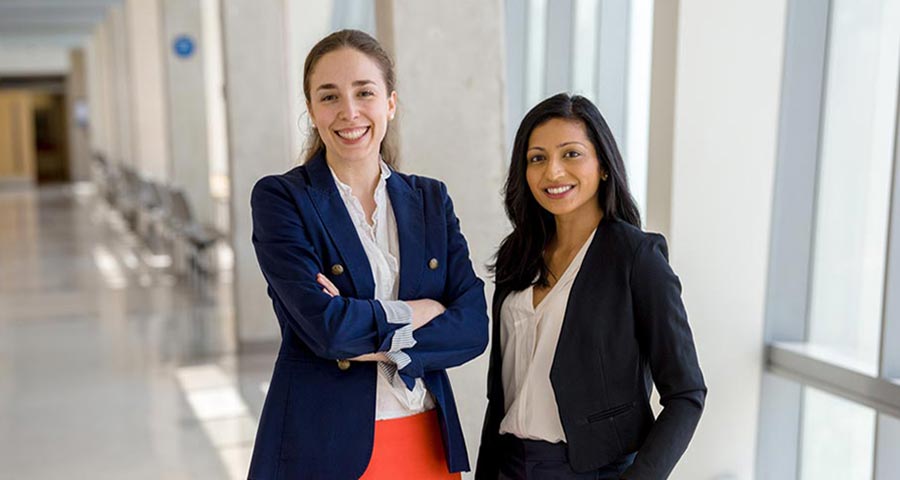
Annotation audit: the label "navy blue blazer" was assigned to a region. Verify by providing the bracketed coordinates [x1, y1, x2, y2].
[247, 152, 489, 480]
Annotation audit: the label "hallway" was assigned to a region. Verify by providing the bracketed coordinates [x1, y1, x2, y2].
[0, 185, 266, 479]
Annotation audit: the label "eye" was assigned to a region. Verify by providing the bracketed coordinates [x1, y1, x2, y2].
[320, 93, 337, 102]
[527, 154, 545, 164]
[359, 90, 375, 98]
[563, 150, 582, 159]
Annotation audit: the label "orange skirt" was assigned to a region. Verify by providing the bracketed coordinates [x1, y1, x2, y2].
[360, 410, 461, 480]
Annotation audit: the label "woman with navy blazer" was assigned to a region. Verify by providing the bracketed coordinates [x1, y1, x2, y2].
[476, 94, 706, 479]
[248, 30, 488, 480]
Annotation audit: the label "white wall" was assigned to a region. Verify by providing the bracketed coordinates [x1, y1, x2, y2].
[667, 0, 788, 478]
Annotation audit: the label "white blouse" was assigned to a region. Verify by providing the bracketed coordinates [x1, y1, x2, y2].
[329, 162, 436, 420]
[498, 229, 596, 442]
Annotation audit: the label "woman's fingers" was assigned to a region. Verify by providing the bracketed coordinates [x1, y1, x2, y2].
[350, 353, 386, 362]
[316, 273, 340, 297]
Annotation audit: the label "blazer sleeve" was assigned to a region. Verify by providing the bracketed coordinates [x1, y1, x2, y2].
[395, 182, 489, 386]
[250, 175, 406, 360]
[622, 234, 707, 480]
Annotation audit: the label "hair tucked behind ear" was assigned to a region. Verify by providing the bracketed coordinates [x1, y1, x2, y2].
[301, 29, 399, 168]
[490, 93, 641, 291]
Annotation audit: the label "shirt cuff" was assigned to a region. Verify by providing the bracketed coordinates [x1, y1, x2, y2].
[384, 350, 412, 371]
[388, 324, 416, 353]
[380, 300, 413, 325]
[381, 351, 416, 391]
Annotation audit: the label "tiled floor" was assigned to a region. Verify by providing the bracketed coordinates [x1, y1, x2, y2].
[0, 185, 272, 480]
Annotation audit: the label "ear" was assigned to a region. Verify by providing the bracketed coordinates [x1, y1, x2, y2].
[306, 101, 317, 128]
[387, 91, 397, 120]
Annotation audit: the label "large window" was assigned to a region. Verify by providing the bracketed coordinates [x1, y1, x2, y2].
[807, 0, 900, 374]
[504, 0, 653, 219]
[762, 0, 900, 477]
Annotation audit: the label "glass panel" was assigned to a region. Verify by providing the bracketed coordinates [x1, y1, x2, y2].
[506, 0, 528, 146]
[571, 0, 600, 96]
[808, 0, 900, 373]
[875, 413, 900, 480]
[800, 386, 875, 480]
[524, 0, 548, 109]
[625, 0, 653, 220]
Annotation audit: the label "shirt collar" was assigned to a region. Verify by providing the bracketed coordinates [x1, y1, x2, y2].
[329, 159, 392, 197]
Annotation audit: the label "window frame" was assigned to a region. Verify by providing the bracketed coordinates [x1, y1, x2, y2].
[762, 0, 900, 477]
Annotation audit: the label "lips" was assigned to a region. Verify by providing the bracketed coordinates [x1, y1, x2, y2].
[334, 126, 370, 142]
[543, 184, 575, 199]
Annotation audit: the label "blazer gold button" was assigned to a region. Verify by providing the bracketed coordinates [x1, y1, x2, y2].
[336, 359, 351, 370]
[331, 264, 344, 276]
[428, 258, 439, 270]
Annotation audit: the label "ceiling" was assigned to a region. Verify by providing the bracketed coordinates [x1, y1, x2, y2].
[0, 0, 122, 48]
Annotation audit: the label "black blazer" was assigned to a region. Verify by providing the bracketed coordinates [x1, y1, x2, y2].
[476, 218, 706, 480]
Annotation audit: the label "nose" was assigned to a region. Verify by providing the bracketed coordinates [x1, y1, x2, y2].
[544, 156, 565, 181]
[338, 97, 359, 120]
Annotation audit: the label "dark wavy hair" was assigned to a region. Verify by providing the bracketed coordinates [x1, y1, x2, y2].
[491, 93, 642, 291]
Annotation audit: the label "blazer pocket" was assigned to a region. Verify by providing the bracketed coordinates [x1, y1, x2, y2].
[586, 401, 636, 423]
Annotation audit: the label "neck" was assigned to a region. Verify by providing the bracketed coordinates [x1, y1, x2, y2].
[552, 203, 603, 252]
[326, 152, 381, 197]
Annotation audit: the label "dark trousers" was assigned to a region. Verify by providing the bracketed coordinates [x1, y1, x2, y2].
[496, 435, 636, 480]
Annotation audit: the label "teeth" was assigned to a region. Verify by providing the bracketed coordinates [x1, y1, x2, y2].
[336, 127, 368, 140]
[546, 185, 574, 195]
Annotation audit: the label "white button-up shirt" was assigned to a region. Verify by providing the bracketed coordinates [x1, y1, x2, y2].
[329, 162, 435, 420]
[498, 229, 597, 442]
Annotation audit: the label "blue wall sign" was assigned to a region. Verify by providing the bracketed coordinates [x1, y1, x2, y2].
[173, 35, 195, 58]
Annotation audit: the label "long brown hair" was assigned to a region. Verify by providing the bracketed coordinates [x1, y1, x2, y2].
[301, 29, 400, 168]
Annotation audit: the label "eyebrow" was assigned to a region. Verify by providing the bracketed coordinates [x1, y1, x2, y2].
[315, 80, 377, 92]
[527, 141, 586, 152]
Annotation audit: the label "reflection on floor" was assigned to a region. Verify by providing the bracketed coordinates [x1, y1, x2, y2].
[0, 184, 273, 480]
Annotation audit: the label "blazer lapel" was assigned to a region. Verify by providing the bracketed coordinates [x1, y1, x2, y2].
[304, 152, 375, 299]
[386, 170, 425, 300]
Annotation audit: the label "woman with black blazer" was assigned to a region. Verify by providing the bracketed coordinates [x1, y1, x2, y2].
[248, 30, 488, 479]
[476, 94, 706, 480]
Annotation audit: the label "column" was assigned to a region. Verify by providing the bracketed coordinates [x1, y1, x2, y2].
[665, 0, 788, 477]
[376, 0, 508, 471]
[66, 49, 91, 182]
[220, 0, 294, 346]
[125, 0, 170, 182]
[108, 5, 133, 166]
[161, 0, 215, 223]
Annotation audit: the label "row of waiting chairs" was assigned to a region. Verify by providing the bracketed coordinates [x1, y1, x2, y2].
[91, 154, 221, 279]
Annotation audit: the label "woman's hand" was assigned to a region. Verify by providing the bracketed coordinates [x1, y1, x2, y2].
[407, 299, 446, 330]
[350, 352, 389, 362]
[317, 273, 340, 297]
[316, 274, 388, 362]
[316, 272, 445, 329]
[315, 273, 445, 359]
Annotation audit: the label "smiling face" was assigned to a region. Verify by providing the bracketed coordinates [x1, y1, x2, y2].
[306, 47, 397, 166]
[525, 118, 604, 220]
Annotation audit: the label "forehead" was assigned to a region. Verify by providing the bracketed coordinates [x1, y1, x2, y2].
[528, 118, 590, 147]
[309, 48, 386, 89]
